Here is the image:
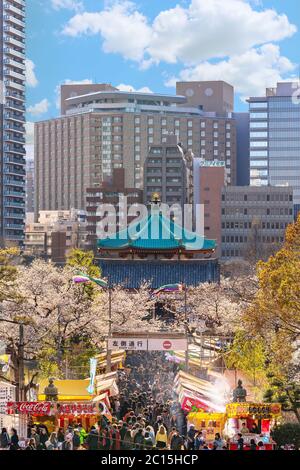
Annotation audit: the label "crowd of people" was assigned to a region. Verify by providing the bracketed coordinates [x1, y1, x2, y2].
[0, 353, 295, 451]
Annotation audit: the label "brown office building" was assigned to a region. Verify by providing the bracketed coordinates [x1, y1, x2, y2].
[35, 82, 237, 217]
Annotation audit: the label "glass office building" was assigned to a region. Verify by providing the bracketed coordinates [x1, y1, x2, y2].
[248, 82, 300, 204]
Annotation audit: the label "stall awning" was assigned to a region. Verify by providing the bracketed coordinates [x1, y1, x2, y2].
[175, 371, 226, 413]
[38, 379, 92, 402]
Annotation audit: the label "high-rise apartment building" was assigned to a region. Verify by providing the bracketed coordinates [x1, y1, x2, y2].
[248, 82, 300, 203]
[0, 0, 26, 245]
[35, 83, 237, 216]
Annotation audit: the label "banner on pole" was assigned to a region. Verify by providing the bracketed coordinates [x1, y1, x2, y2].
[87, 358, 98, 394]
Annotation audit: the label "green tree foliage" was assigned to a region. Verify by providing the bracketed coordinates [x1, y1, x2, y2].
[66, 249, 101, 278]
[224, 330, 267, 391]
[0, 248, 19, 302]
[271, 423, 300, 448]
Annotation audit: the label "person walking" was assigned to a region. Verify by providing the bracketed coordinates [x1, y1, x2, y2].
[134, 428, 145, 450]
[170, 430, 184, 450]
[0, 427, 10, 449]
[39, 428, 49, 449]
[186, 425, 197, 450]
[25, 438, 36, 450]
[57, 428, 65, 450]
[85, 426, 99, 451]
[213, 433, 224, 450]
[9, 428, 19, 451]
[237, 433, 244, 451]
[156, 425, 168, 449]
[72, 430, 81, 450]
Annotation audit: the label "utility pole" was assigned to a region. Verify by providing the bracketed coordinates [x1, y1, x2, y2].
[106, 286, 112, 373]
[18, 323, 25, 401]
[184, 285, 189, 372]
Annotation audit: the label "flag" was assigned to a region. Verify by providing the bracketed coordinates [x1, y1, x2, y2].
[87, 357, 98, 394]
[152, 283, 184, 297]
[73, 275, 90, 284]
[73, 271, 108, 288]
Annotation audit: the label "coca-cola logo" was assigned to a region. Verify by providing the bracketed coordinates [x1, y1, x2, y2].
[163, 340, 172, 350]
[7, 402, 51, 415]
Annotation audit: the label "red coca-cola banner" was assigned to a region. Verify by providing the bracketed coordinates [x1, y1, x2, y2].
[6, 402, 98, 416]
[7, 402, 52, 415]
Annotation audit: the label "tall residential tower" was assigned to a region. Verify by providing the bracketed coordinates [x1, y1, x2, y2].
[0, 0, 26, 245]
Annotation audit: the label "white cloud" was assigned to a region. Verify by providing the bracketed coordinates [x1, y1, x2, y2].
[165, 44, 296, 100]
[25, 59, 38, 88]
[117, 83, 153, 93]
[62, 0, 296, 66]
[55, 78, 93, 109]
[63, 1, 152, 61]
[28, 98, 50, 117]
[51, 0, 83, 11]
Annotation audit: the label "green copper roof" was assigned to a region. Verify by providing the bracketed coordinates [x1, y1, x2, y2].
[97, 210, 216, 252]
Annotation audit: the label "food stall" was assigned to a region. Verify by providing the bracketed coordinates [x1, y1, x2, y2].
[175, 371, 227, 414]
[225, 402, 281, 450]
[188, 411, 226, 442]
[6, 373, 119, 433]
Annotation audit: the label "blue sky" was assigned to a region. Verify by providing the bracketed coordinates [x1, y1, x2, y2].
[26, 0, 300, 143]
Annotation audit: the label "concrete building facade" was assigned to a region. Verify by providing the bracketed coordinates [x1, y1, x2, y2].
[85, 168, 143, 251]
[221, 186, 294, 260]
[24, 209, 87, 262]
[143, 135, 193, 210]
[198, 164, 225, 257]
[34, 82, 237, 216]
[0, 0, 26, 245]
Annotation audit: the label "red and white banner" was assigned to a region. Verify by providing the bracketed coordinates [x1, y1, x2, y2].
[108, 337, 187, 351]
[6, 402, 98, 416]
[7, 402, 51, 415]
[148, 338, 187, 351]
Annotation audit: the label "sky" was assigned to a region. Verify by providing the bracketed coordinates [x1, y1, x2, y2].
[25, 0, 300, 149]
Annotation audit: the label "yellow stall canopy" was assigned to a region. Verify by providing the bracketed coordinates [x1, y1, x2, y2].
[96, 350, 126, 370]
[188, 411, 226, 440]
[38, 372, 119, 402]
[38, 379, 92, 402]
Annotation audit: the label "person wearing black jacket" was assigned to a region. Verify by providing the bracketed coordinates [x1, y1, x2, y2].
[85, 427, 99, 450]
[170, 432, 184, 450]
[1, 428, 10, 449]
[9, 428, 19, 450]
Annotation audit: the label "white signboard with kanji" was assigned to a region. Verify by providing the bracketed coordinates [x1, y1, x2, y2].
[108, 337, 187, 351]
[108, 338, 148, 351]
